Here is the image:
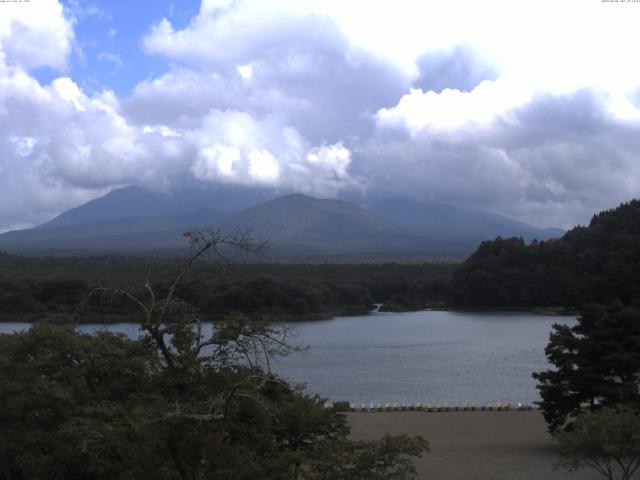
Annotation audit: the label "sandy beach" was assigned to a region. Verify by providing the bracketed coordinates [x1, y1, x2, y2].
[348, 411, 607, 480]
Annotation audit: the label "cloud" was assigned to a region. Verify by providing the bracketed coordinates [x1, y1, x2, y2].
[0, 0, 73, 70]
[366, 87, 640, 228]
[0, 1, 368, 230]
[413, 46, 497, 94]
[2, 0, 640, 233]
[132, 0, 640, 230]
[0, 1, 188, 230]
[141, 0, 410, 143]
[64, 0, 112, 22]
[377, 78, 533, 134]
[97, 52, 123, 72]
[185, 110, 361, 194]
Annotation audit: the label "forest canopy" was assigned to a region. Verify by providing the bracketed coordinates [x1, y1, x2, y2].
[0, 258, 454, 321]
[449, 199, 640, 308]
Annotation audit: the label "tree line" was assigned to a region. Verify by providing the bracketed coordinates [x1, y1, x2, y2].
[0, 255, 455, 321]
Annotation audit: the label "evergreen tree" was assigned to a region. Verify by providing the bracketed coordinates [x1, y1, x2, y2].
[450, 199, 640, 308]
[533, 302, 640, 432]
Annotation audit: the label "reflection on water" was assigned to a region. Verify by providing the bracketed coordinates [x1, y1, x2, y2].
[0, 310, 575, 405]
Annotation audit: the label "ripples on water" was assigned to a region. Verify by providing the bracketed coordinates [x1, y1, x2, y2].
[0, 310, 576, 405]
[272, 310, 575, 405]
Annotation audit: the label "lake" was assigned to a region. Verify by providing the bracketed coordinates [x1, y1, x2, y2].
[0, 310, 575, 406]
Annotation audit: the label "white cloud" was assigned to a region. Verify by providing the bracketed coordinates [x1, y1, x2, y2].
[9, 136, 37, 157]
[324, 0, 640, 90]
[248, 150, 279, 182]
[236, 63, 252, 81]
[191, 145, 241, 181]
[200, 0, 235, 14]
[0, 0, 73, 70]
[142, 125, 181, 138]
[52, 77, 86, 111]
[376, 79, 534, 134]
[306, 143, 351, 180]
[3, 0, 640, 232]
[186, 109, 360, 193]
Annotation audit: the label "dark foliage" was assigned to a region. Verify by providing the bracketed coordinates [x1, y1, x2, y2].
[449, 199, 640, 308]
[0, 257, 455, 320]
[554, 406, 640, 480]
[301, 434, 429, 480]
[0, 323, 359, 480]
[0, 230, 428, 479]
[533, 302, 640, 433]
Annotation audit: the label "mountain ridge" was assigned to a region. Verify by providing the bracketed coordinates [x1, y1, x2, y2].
[38, 185, 274, 230]
[364, 196, 562, 241]
[0, 185, 565, 258]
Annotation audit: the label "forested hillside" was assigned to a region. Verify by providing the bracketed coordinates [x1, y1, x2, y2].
[449, 199, 640, 308]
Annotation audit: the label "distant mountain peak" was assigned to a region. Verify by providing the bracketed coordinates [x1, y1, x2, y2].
[0, 186, 566, 258]
[279, 193, 313, 200]
[35, 184, 274, 230]
[365, 196, 564, 242]
[272, 193, 317, 203]
[218, 193, 405, 254]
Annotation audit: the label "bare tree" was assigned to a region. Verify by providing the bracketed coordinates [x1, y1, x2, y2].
[89, 227, 302, 421]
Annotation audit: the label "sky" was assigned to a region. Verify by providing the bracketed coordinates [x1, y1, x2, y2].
[1, 0, 640, 232]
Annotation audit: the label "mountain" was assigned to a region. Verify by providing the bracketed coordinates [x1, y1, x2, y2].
[38, 184, 274, 230]
[0, 184, 565, 258]
[0, 192, 412, 256]
[219, 194, 410, 257]
[364, 197, 562, 241]
[0, 209, 223, 251]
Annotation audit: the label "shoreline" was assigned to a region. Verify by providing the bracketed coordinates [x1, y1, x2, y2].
[0, 308, 371, 324]
[0, 305, 579, 324]
[338, 402, 535, 413]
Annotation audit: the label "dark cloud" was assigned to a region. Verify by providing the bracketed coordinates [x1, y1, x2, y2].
[413, 46, 497, 93]
[242, 17, 409, 143]
[365, 87, 640, 228]
[500, 89, 607, 145]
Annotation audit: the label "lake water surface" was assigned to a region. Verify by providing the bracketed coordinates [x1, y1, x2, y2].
[0, 310, 575, 405]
